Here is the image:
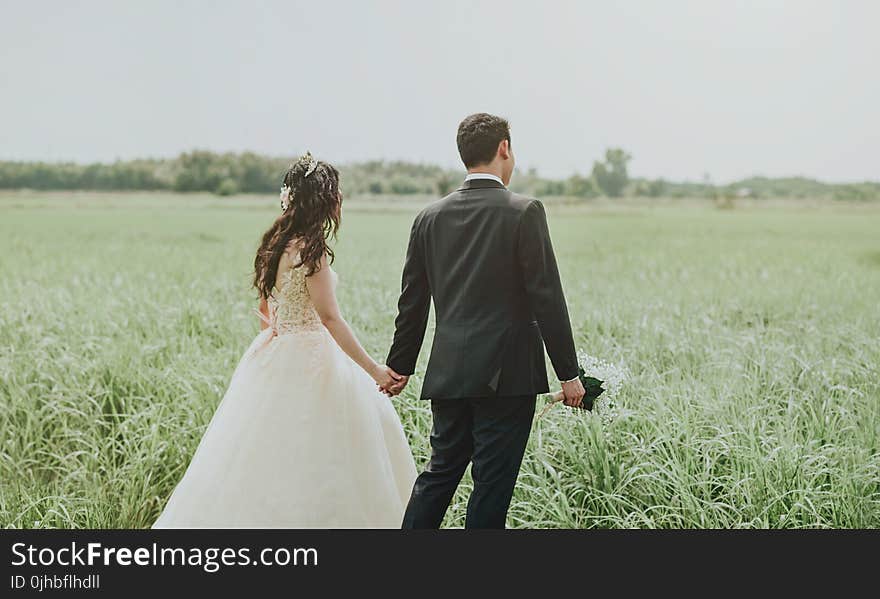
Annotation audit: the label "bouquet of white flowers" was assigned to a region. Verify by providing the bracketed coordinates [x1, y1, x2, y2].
[539, 351, 626, 420]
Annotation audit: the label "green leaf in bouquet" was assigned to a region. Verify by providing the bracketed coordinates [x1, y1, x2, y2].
[578, 368, 605, 411]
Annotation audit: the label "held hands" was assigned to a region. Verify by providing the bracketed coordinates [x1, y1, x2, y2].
[384, 373, 409, 397]
[371, 364, 409, 397]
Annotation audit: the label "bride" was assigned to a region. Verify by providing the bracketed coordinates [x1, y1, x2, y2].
[153, 152, 417, 528]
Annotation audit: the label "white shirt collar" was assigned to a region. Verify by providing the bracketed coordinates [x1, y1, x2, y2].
[464, 172, 504, 185]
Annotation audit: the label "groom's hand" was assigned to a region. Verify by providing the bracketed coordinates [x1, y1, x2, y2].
[561, 377, 586, 408]
[381, 368, 409, 397]
[388, 375, 409, 396]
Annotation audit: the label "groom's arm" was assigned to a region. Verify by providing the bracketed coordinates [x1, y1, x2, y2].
[387, 214, 431, 376]
[517, 199, 579, 382]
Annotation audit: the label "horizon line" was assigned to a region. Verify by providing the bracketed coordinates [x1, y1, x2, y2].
[0, 150, 877, 187]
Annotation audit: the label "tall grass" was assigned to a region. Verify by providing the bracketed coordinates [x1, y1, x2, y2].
[1, 194, 878, 528]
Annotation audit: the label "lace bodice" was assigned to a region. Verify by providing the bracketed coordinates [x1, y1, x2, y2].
[266, 262, 337, 335]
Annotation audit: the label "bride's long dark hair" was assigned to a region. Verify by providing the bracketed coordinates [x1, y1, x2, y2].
[253, 155, 342, 300]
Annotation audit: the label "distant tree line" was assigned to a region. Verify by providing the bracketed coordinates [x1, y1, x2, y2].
[1, 149, 877, 201]
[0, 152, 456, 197]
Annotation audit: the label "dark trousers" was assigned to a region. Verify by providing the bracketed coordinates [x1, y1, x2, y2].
[401, 394, 536, 529]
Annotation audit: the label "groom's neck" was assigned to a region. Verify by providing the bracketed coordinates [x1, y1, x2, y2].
[467, 164, 504, 180]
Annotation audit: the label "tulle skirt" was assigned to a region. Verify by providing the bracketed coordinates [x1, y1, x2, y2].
[153, 327, 417, 528]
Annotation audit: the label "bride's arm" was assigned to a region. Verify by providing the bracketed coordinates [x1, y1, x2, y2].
[306, 255, 399, 389]
[258, 296, 270, 331]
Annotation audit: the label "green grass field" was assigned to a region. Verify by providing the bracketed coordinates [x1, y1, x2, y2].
[1, 192, 878, 528]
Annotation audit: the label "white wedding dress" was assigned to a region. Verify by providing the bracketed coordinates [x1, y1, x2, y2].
[153, 255, 417, 528]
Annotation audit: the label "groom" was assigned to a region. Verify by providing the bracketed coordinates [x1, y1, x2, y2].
[384, 113, 585, 529]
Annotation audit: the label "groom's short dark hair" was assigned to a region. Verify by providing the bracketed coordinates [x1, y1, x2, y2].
[457, 113, 510, 168]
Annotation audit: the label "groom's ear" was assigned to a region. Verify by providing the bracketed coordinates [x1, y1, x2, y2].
[498, 139, 511, 161]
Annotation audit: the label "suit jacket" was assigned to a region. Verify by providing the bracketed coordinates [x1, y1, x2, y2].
[387, 178, 579, 400]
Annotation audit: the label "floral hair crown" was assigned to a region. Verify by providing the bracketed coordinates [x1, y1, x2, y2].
[280, 151, 319, 212]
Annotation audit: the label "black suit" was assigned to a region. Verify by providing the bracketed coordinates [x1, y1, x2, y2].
[388, 177, 578, 528]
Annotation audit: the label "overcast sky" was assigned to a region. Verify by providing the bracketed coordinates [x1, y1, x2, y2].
[1, 1, 877, 182]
